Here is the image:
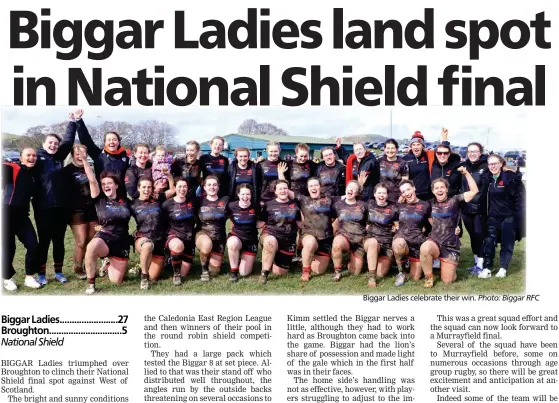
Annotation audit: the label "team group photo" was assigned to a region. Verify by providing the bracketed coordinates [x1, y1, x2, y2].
[1, 107, 526, 295]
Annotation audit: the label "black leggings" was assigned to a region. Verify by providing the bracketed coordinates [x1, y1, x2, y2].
[483, 216, 516, 271]
[34, 207, 68, 274]
[2, 213, 38, 279]
[462, 213, 486, 256]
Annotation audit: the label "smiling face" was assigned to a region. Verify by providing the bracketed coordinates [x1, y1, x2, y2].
[135, 146, 150, 166]
[488, 156, 502, 175]
[322, 148, 336, 166]
[267, 145, 280, 161]
[104, 133, 120, 152]
[296, 149, 309, 164]
[211, 139, 224, 156]
[20, 148, 37, 168]
[353, 143, 366, 160]
[467, 145, 482, 163]
[72, 146, 85, 167]
[238, 187, 252, 204]
[237, 150, 249, 167]
[436, 146, 450, 165]
[138, 179, 153, 200]
[154, 150, 166, 163]
[101, 177, 118, 198]
[176, 180, 188, 198]
[384, 143, 397, 159]
[411, 141, 423, 157]
[432, 180, 448, 202]
[204, 178, 219, 197]
[374, 186, 388, 205]
[275, 182, 289, 201]
[345, 182, 360, 201]
[307, 179, 321, 199]
[399, 182, 417, 203]
[43, 135, 60, 155]
[186, 144, 198, 162]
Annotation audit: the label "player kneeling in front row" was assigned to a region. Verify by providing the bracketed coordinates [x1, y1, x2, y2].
[259, 180, 302, 284]
[331, 180, 368, 282]
[226, 185, 259, 282]
[83, 162, 131, 295]
[195, 176, 230, 281]
[420, 167, 478, 288]
[391, 180, 431, 287]
[364, 183, 399, 288]
[131, 175, 175, 290]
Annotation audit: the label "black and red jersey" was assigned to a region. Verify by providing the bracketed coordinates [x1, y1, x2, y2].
[125, 162, 152, 200]
[288, 160, 317, 196]
[232, 166, 254, 197]
[316, 162, 346, 197]
[296, 194, 335, 240]
[333, 199, 368, 244]
[258, 159, 285, 204]
[366, 200, 399, 244]
[430, 194, 463, 249]
[171, 158, 202, 195]
[396, 199, 431, 241]
[227, 201, 258, 242]
[131, 193, 167, 241]
[162, 197, 198, 241]
[198, 196, 230, 242]
[95, 196, 131, 240]
[200, 154, 229, 197]
[378, 156, 407, 203]
[63, 164, 94, 212]
[260, 199, 301, 242]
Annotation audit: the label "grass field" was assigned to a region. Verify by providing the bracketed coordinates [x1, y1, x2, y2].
[5, 218, 525, 295]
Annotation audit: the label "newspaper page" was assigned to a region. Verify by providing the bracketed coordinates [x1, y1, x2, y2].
[0, 1, 557, 403]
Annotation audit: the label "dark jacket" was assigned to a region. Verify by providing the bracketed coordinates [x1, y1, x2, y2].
[315, 161, 346, 197]
[33, 121, 77, 210]
[431, 153, 462, 197]
[76, 119, 130, 186]
[228, 160, 262, 205]
[403, 150, 434, 198]
[335, 145, 379, 202]
[2, 162, 37, 215]
[487, 170, 526, 241]
[459, 155, 489, 215]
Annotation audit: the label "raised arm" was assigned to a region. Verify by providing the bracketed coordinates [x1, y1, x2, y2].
[334, 138, 350, 164]
[458, 166, 479, 203]
[54, 113, 77, 161]
[277, 162, 295, 200]
[74, 109, 102, 159]
[164, 170, 176, 199]
[81, 148, 100, 198]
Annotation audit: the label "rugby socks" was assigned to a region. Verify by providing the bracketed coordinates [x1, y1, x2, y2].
[171, 252, 182, 275]
[302, 266, 311, 273]
[396, 260, 405, 273]
[230, 267, 239, 273]
[200, 253, 210, 274]
[333, 266, 342, 275]
[88, 278, 95, 285]
[141, 273, 149, 280]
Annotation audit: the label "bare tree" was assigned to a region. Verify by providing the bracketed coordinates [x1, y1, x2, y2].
[95, 121, 136, 147]
[134, 120, 178, 148]
[238, 119, 287, 136]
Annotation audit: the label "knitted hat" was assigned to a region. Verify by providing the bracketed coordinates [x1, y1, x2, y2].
[410, 131, 425, 146]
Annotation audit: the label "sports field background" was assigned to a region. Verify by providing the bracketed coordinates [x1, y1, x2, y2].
[7, 218, 525, 295]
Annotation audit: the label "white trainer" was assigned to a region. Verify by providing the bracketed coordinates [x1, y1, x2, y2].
[24, 276, 42, 289]
[478, 268, 492, 279]
[495, 268, 507, 278]
[3, 279, 17, 291]
[85, 284, 96, 295]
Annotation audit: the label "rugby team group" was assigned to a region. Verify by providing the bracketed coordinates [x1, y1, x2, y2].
[2, 110, 526, 294]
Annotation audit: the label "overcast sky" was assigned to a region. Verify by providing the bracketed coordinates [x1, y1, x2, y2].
[1, 106, 528, 151]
